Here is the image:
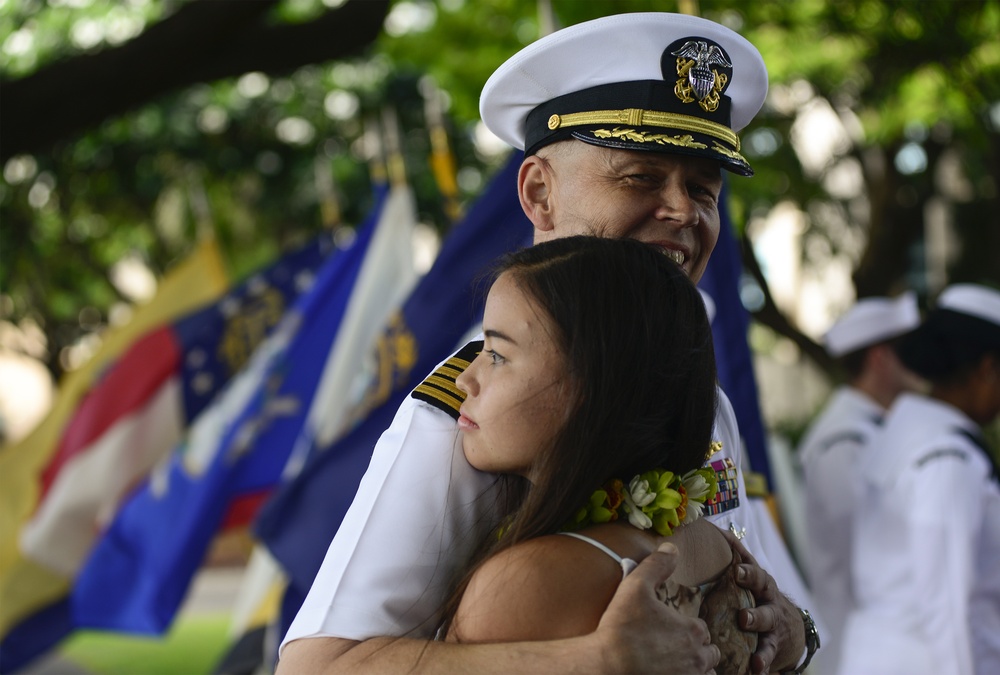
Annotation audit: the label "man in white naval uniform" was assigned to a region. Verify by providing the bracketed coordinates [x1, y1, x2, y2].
[797, 293, 922, 674]
[278, 13, 819, 675]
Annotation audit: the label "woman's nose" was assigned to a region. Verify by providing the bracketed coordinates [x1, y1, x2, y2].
[456, 361, 478, 397]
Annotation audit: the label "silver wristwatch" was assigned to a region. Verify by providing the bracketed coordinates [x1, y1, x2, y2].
[790, 607, 820, 674]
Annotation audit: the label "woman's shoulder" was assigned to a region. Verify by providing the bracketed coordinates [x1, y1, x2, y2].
[448, 521, 734, 643]
[562, 519, 733, 586]
[448, 533, 626, 643]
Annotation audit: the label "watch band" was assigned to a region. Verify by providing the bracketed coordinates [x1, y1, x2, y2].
[791, 607, 820, 674]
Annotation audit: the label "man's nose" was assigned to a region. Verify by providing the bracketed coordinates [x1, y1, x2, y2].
[653, 182, 698, 228]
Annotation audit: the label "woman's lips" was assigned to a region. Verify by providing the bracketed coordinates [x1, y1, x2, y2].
[457, 413, 479, 431]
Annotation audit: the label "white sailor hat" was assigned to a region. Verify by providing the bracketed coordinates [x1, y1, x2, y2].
[937, 284, 1000, 328]
[932, 284, 1000, 349]
[480, 13, 768, 176]
[897, 284, 1000, 376]
[823, 291, 921, 357]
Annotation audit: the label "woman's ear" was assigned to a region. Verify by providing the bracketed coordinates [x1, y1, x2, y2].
[518, 155, 556, 237]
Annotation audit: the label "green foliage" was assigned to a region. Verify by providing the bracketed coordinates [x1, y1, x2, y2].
[2, 0, 999, 381]
[0, 0, 168, 77]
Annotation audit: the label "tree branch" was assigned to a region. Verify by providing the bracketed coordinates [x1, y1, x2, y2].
[739, 232, 839, 379]
[0, 0, 391, 161]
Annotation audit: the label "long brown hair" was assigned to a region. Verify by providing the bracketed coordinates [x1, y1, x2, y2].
[441, 235, 718, 629]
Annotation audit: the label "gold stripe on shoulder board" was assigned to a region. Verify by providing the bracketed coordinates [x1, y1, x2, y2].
[411, 340, 482, 420]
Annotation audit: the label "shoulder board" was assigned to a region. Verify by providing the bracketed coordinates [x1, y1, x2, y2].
[817, 430, 867, 454]
[410, 340, 482, 420]
[915, 448, 969, 468]
[704, 457, 740, 516]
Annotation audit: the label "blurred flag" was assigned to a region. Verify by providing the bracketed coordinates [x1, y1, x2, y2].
[20, 235, 335, 578]
[0, 239, 229, 673]
[213, 181, 421, 671]
[72, 184, 417, 635]
[697, 183, 771, 487]
[254, 152, 533, 610]
[0, 236, 333, 673]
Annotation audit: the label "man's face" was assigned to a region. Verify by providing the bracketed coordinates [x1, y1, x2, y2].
[537, 142, 724, 283]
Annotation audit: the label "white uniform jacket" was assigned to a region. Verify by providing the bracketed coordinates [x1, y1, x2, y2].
[798, 386, 884, 674]
[838, 393, 1000, 675]
[280, 340, 805, 652]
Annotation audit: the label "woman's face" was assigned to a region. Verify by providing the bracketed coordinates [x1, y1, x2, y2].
[455, 272, 573, 482]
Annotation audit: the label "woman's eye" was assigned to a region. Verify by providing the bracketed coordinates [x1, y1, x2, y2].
[486, 349, 505, 365]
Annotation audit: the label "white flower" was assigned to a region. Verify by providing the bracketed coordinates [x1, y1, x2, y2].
[622, 490, 653, 530]
[682, 500, 704, 525]
[682, 471, 711, 501]
[627, 505, 653, 530]
[627, 476, 656, 507]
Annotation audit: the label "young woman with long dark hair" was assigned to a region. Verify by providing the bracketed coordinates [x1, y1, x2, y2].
[442, 236, 757, 673]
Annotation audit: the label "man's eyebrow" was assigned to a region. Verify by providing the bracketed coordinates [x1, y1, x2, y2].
[484, 328, 516, 344]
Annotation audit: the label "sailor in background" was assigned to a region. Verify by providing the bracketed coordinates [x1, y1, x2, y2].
[839, 284, 1000, 674]
[797, 293, 923, 674]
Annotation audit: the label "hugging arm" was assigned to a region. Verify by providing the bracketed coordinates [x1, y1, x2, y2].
[277, 544, 720, 674]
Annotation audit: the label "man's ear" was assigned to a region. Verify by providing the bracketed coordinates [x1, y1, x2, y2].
[517, 155, 556, 235]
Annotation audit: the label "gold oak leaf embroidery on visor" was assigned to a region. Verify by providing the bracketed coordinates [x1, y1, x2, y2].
[592, 128, 709, 150]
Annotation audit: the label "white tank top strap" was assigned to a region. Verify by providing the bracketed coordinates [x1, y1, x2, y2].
[559, 532, 638, 578]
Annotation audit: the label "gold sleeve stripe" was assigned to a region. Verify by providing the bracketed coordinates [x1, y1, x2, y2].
[421, 374, 465, 399]
[412, 383, 463, 413]
[410, 340, 482, 420]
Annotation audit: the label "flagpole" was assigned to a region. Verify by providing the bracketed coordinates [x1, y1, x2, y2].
[537, 0, 557, 37]
[314, 153, 342, 229]
[678, 0, 700, 16]
[381, 106, 407, 189]
[364, 115, 388, 187]
[186, 165, 216, 240]
[421, 76, 462, 223]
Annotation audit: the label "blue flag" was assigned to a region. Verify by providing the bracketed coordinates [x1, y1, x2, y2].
[71, 186, 392, 634]
[698, 184, 771, 486]
[254, 153, 533, 601]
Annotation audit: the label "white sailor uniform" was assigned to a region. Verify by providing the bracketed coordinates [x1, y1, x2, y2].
[838, 393, 1000, 675]
[798, 385, 884, 674]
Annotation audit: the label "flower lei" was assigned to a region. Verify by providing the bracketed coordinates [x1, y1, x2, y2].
[563, 466, 720, 537]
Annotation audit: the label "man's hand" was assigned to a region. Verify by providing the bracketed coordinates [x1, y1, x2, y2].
[596, 542, 721, 674]
[721, 529, 806, 674]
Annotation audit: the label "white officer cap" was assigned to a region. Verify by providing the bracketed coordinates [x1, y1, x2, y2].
[823, 291, 921, 357]
[937, 284, 1000, 327]
[480, 13, 768, 176]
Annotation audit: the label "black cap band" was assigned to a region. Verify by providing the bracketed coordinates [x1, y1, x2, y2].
[523, 79, 750, 175]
